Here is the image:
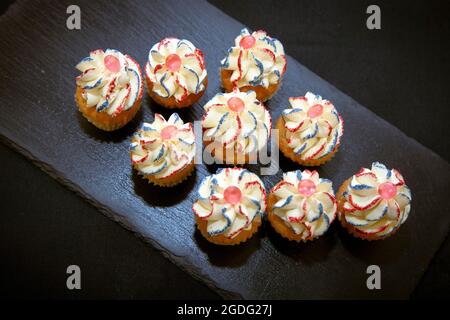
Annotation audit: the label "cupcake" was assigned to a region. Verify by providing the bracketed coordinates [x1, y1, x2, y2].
[277, 92, 344, 166]
[75, 49, 143, 131]
[337, 162, 412, 240]
[145, 38, 208, 108]
[202, 89, 271, 165]
[220, 28, 287, 102]
[130, 113, 195, 187]
[268, 170, 337, 242]
[192, 168, 266, 245]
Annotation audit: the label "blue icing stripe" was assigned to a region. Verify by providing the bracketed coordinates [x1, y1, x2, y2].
[305, 123, 319, 139]
[208, 207, 230, 236]
[319, 178, 332, 185]
[331, 110, 340, 123]
[129, 142, 138, 150]
[96, 100, 109, 112]
[142, 123, 155, 131]
[350, 183, 373, 190]
[198, 176, 213, 198]
[294, 142, 307, 155]
[386, 169, 392, 179]
[250, 198, 261, 213]
[149, 160, 167, 175]
[159, 73, 170, 98]
[274, 195, 293, 209]
[263, 122, 269, 139]
[310, 203, 323, 222]
[283, 108, 303, 115]
[83, 77, 102, 90]
[274, 69, 280, 79]
[372, 161, 387, 170]
[148, 50, 161, 68]
[177, 40, 191, 49]
[178, 137, 194, 145]
[296, 170, 303, 181]
[183, 66, 200, 93]
[207, 112, 229, 137]
[248, 54, 264, 86]
[243, 111, 257, 138]
[153, 145, 165, 162]
[171, 112, 181, 124]
[127, 68, 140, 106]
[343, 191, 349, 197]
[238, 169, 249, 181]
[240, 28, 250, 35]
[262, 36, 277, 52]
[320, 130, 338, 159]
[77, 56, 93, 65]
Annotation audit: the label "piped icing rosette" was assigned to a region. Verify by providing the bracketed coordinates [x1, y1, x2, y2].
[193, 168, 266, 240]
[281, 92, 343, 162]
[146, 38, 207, 102]
[221, 28, 286, 88]
[130, 113, 195, 180]
[270, 170, 337, 240]
[339, 162, 412, 239]
[75, 49, 142, 116]
[202, 89, 271, 160]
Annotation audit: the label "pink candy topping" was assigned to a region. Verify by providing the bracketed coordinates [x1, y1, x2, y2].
[161, 125, 178, 140]
[297, 179, 316, 197]
[378, 182, 397, 200]
[104, 55, 121, 73]
[224, 186, 242, 205]
[165, 54, 182, 72]
[239, 35, 256, 49]
[307, 104, 324, 118]
[227, 97, 245, 112]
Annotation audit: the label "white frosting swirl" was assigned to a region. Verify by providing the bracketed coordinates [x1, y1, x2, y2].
[221, 28, 286, 88]
[193, 168, 266, 239]
[130, 113, 195, 179]
[282, 92, 343, 160]
[75, 49, 142, 116]
[202, 89, 271, 154]
[341, 162, 412, 237]
[146, 38, 207, 102]
[271, 170, 337, 239]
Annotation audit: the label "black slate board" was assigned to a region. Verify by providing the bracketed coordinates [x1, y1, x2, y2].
[1, 0, 449, 299]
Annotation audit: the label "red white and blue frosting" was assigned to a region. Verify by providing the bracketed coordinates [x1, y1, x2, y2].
[340, 162, 412, 237]
[202, 88, 271, 158]
[282, 92, 344, 161]
[271, 170, 337, 240]
[130, 113, 195, 179]
[146, 38, 207, 102]
[75, 49, 142, 116]
[221, 28, 286, 89]
[193, 168, 266, 238]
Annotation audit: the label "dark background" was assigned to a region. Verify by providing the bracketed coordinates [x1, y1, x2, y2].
[1, 0, 449, 299]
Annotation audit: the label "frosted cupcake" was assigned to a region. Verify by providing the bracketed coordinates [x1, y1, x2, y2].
[268, 170, 337, 242]
[277, 92, 344, 166]
[145, 38, 207, 108]
[220, 28, 287, 102]
[75, 49, 143, 131]
[193, 168, 266, 245]
[337, 162, 412, 240]
[202, 89, 271, 165]
[130, 113, 195, 187]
